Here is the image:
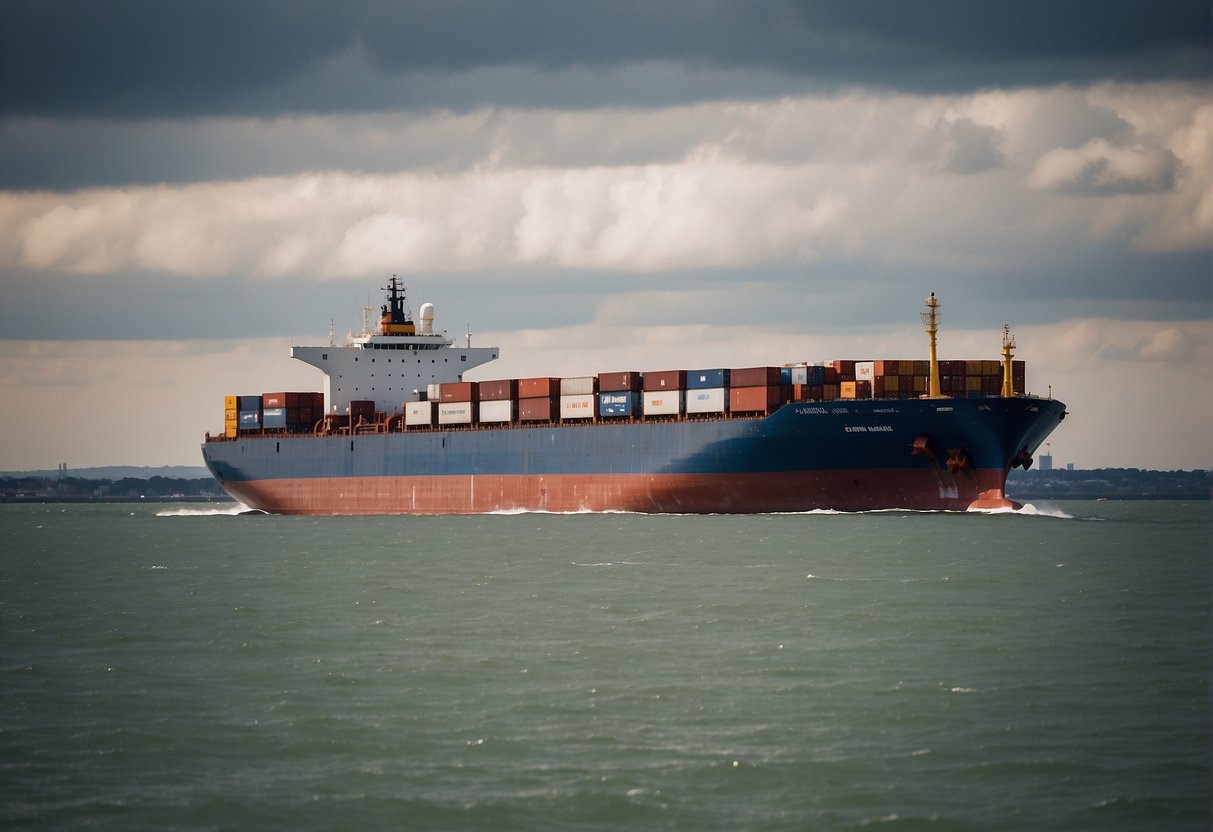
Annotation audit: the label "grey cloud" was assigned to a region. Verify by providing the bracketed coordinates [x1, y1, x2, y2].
[2, 0, 1208, 118]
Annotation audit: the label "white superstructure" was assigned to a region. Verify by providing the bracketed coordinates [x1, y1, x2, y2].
[290, 278, 498, 416]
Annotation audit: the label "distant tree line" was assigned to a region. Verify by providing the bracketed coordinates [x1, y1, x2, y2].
[0, 476, 230, 502]
[1007, 468, 1210, 500]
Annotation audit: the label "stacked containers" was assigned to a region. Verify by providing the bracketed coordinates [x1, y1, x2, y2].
[686, 368, 728, 415]
[237, 395, 262, 432]
[477, 379, 517, 424]
[559, 376, 597, 421]
[787, 364, 840, 402]
[437, 382, 478, 425]
[261, 391, 323, 432]
[642, 370, 685, 417]
[728, 366, 783, 414]
[224, 395, 238, 438]
[599, 372, 641, 418]
[518, 377, 559, 422]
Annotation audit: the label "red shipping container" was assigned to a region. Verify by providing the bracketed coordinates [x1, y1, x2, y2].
[643, 370, 687, 391]
[730, 366, 781, 388]
[599, 371, 642, 392]
[518, 377, 559, 398]
[438, 381, 478, 402]
[832, 360, 856, 380]
[518, 396, 558, 422]
[729, 385, 781, 413]
[476, 379, 517, 401]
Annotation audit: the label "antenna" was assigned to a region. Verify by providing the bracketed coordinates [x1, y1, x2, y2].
[466, 324, 472, 348]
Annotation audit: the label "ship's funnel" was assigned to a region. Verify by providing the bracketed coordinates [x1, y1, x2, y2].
[419, 303, 435, 335]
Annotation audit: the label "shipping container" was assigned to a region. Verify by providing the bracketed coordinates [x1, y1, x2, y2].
[643, 390, 683, 416]
[238, 410, 261, 429]
[476, 379, 517, 402]
[833, 359, 856, 380]
[788, 366, 808, 386]
[262, 407, 286, 428]
[224, 395, 238, 411]
[518, 396, 558, 422]
[438, 401, 475, 425]
[560, 394, 596, 420]
[560, 376, 597, 396]
[855, 362, 875, 383]
[477, 399, 514, 423]
[730, 366, 781, 388]
[686, 387, 727, 414]
[598, 371, 642, 393]
[643, 370, 687, 391]
[426, 383, 442, 401]
[840, 380, 872, 399]
[729, 386, 781, 414]
[237, 395, 261, 411]
[349, 400, 376, 420]
[225, 407, 238, 422]
[438, 381, 478, 403]
[518, 377, 559, 398]
[598, 391, 640, 417]
[405, 401, 433, 426]
[224, 423, 238, 439]
[687, 369, 729, 389]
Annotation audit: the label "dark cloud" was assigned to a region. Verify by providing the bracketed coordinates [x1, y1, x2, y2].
[2, 0, 1207, 118]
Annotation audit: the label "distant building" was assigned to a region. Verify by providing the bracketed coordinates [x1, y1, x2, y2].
[1066, 463, 1074, 471]
[1039, 454, 1053, 471]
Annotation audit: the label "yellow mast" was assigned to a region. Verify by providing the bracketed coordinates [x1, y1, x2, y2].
[1001, 324, 1016, 397]
[921, 292, 941, 398]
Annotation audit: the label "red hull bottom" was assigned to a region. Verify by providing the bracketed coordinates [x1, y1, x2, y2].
[218, 469, 1013, 515]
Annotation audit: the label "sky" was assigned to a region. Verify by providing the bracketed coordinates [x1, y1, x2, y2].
[0, 0, 1209, 471]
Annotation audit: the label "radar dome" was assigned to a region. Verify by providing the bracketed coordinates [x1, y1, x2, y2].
[419, 303, 435, 335]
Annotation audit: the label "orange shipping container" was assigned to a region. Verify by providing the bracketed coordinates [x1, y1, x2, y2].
[729, 385, 781, 413]
[730, 366, 782, 388]
[518, 377, 559, 398]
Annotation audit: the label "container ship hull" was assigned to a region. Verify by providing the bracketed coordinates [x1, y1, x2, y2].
[202, 395, 1065, 514]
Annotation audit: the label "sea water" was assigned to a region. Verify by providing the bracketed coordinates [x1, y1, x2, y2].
[1, 501, 1209, 831]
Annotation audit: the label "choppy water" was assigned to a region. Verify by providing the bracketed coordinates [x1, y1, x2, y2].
[1, 501, 1209, 831]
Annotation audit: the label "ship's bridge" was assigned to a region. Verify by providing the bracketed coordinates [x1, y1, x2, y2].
[289, 285, 498, 416]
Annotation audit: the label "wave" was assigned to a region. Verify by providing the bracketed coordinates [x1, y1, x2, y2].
[155, 503, 252, 517]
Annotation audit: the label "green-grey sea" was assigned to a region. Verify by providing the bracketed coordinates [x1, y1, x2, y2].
[2, 501, 1209, 831]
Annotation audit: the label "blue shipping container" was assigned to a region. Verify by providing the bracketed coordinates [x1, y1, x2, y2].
[238, 410, 261, 429]
[599, 391, 640, 417]
[237, 395, 262, 410]
[780, 367, 792, 385]
[687, 369, 730, 389]
[263, 407, 286, 428]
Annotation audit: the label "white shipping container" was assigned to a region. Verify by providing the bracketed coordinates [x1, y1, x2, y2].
[643, 390, 683, 416]
[788, 365, 808, 386]
[855, 361, 875, 382]
[560, 394, 595, 420]
[438, 401, 475, 425]
[426, 383, 442, 401]
[560, 376, 597, 396]
[405, 401, 433, 426]
[478, 399, 514, 423]
[685, 387, 727, 414]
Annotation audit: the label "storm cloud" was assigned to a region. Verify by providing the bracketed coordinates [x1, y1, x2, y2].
[2, 0, 1208, 119]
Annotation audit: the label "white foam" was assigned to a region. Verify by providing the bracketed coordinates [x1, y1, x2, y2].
[155, 503, 251, 517]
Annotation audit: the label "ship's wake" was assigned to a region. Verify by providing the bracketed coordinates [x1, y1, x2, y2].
[155, 503, 253, 517]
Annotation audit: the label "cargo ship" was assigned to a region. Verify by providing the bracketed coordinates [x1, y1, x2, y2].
[201, 280, 1067, 514]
